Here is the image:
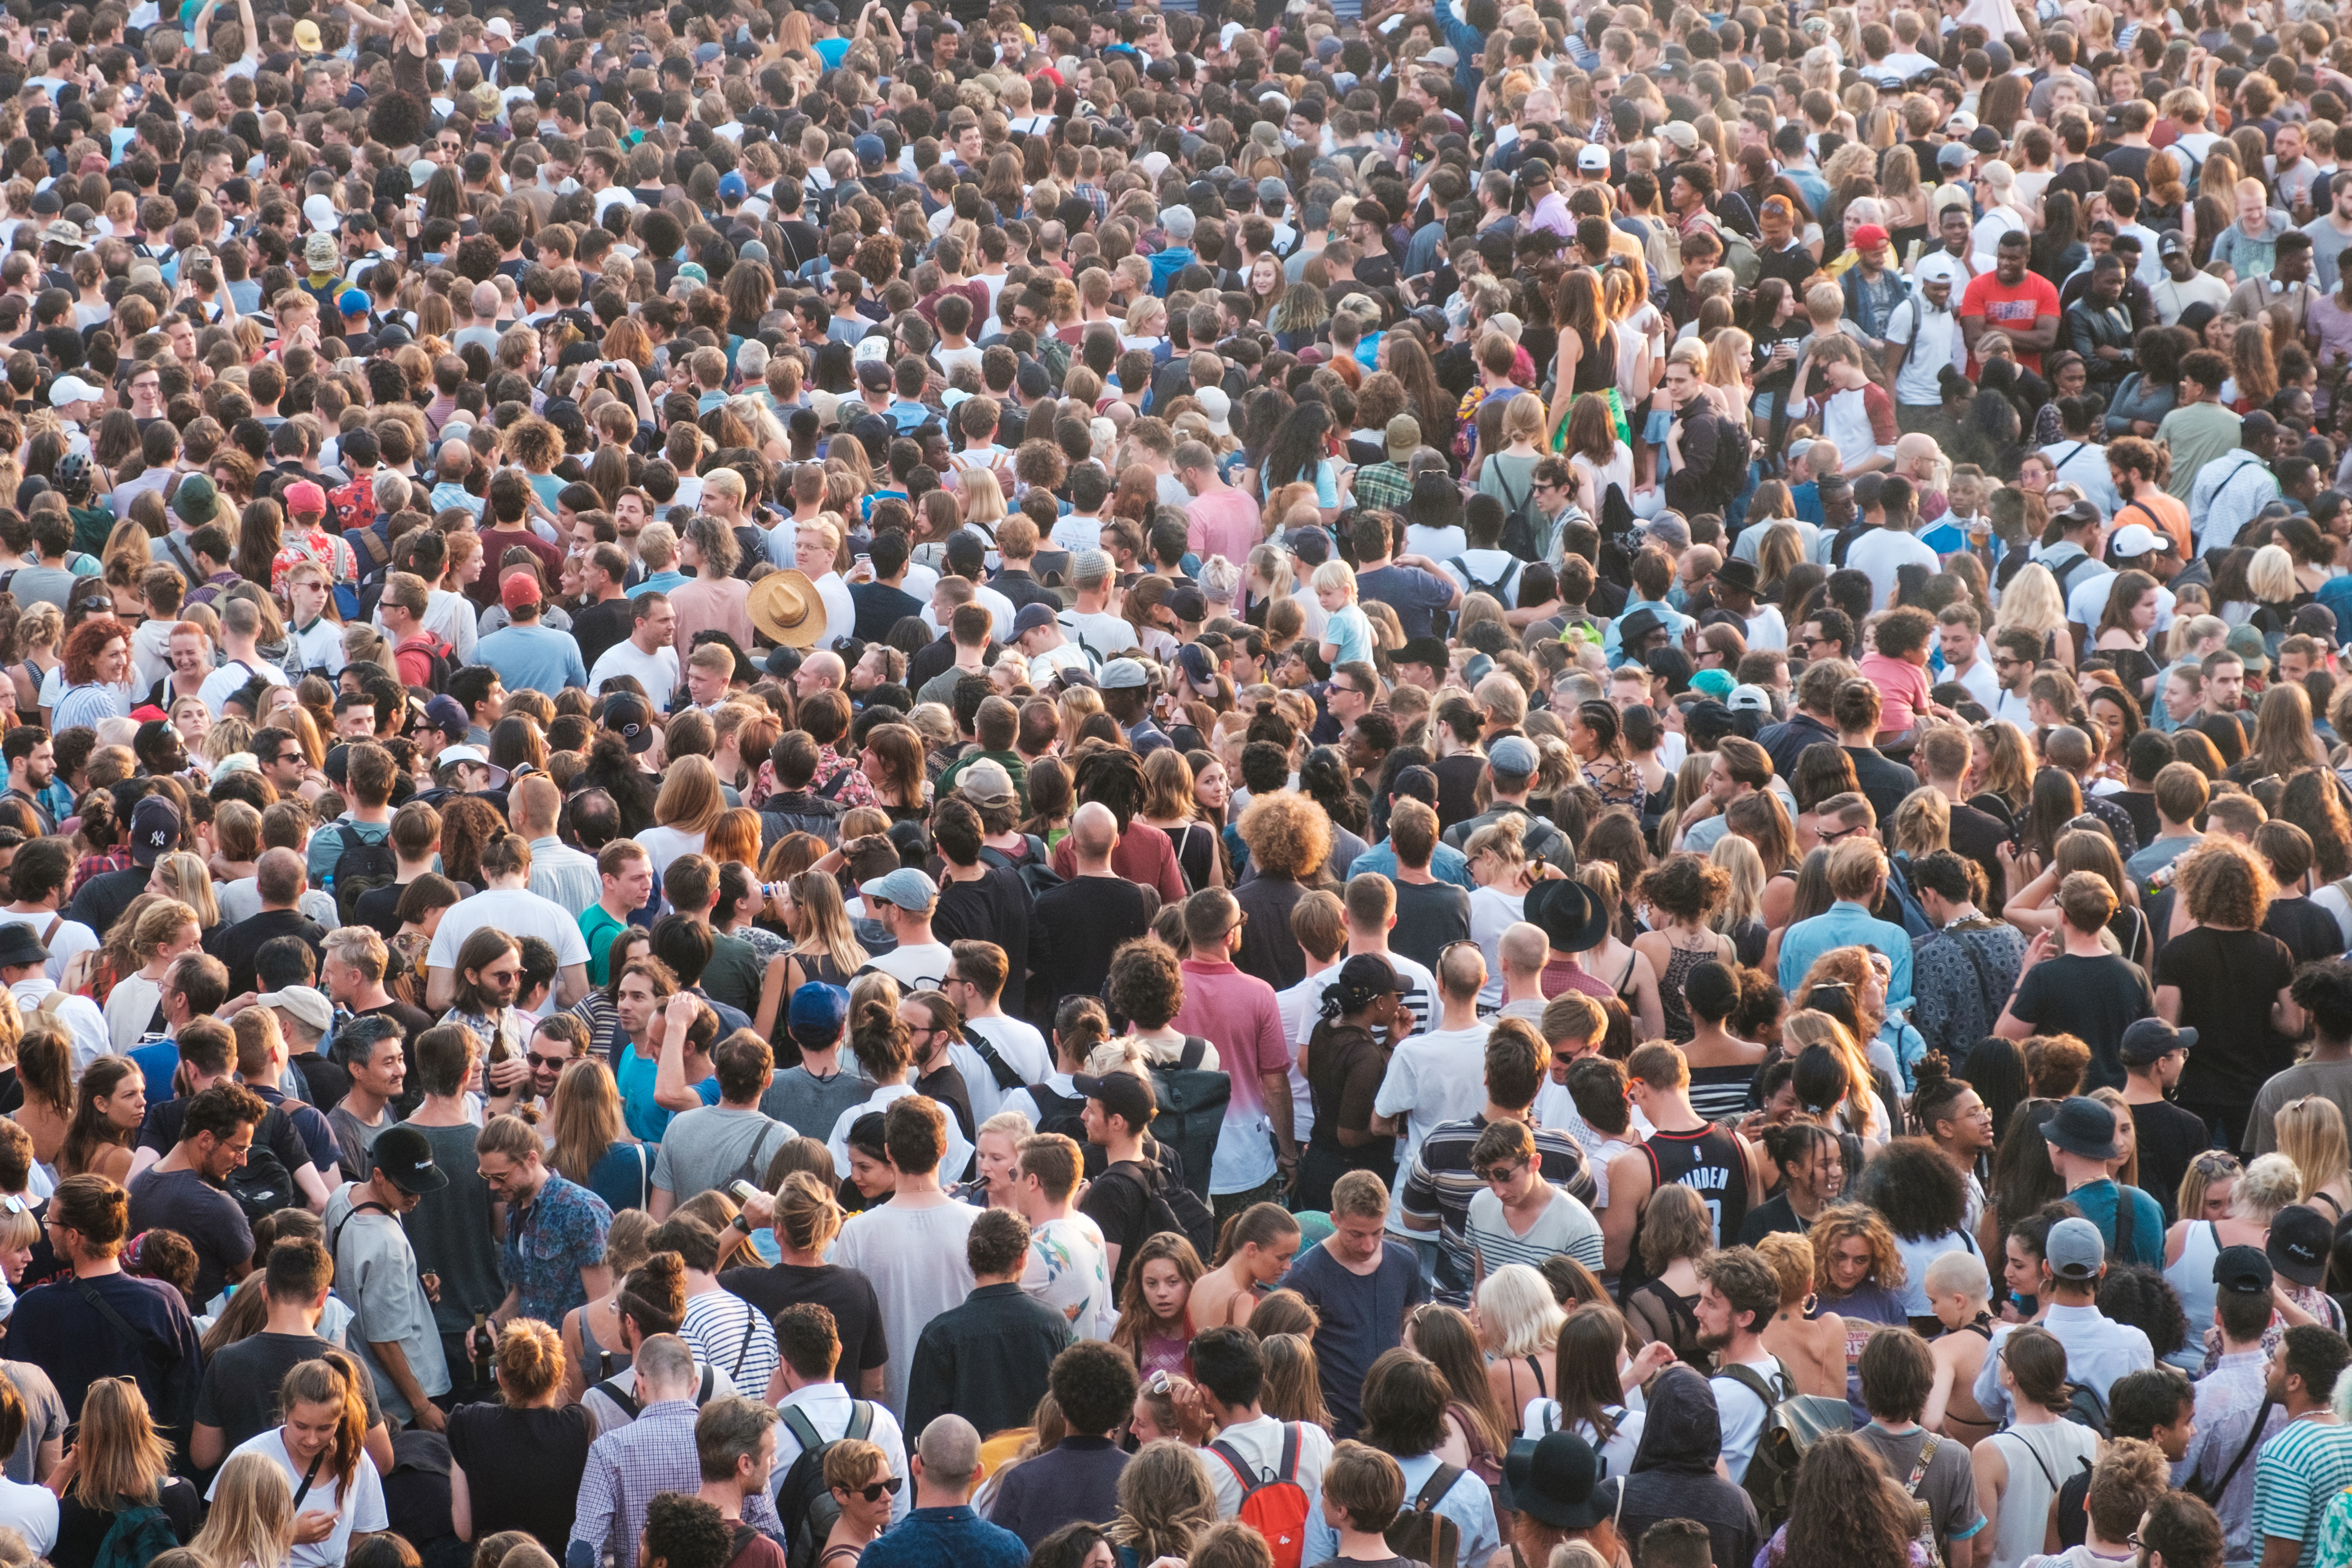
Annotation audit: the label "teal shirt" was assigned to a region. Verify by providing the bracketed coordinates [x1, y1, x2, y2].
[613, 1039, 723, 1142]
[2063, 1177, 2165, 1268]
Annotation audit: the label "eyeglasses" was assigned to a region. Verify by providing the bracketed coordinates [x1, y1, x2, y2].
[2191, 1152, 2243, 1177]
[1819, 823, 1868, 842]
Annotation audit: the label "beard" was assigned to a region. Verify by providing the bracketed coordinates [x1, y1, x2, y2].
[1697, 1324, 1732, 1357]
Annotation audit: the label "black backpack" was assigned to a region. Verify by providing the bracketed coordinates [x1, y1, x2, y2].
[979, 838, 1065, 898]
[331, 824, 399, 929]
[225, 1106, 300, 1224]
[777, 1401, 874, 1568]
[1148, 1038, 1231, 1204]
[1100, 1154, 1217, 1263]
[1705, 406, 1752, 499]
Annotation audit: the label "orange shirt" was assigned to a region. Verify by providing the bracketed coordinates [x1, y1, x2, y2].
[2117, 488, 2193, 558]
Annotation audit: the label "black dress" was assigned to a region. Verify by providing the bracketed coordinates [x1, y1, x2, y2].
[445, 1403, 597, 1559]
[1295, 1023, 1394, 1212]
[1570, 322, 1618, 399]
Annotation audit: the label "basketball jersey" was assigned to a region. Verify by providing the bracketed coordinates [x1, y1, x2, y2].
[1621, 1125, 1752, 1294]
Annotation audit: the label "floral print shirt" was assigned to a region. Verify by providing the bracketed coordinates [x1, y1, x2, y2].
[499, 1170, 613, 1323]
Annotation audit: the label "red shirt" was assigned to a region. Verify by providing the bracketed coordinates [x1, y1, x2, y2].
[1958, 268, 2063, 373]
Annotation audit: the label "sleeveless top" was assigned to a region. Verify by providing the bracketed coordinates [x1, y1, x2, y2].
[578, 1306, 633, 1384]
[2163, 1220, 2224, 1373]
[1622, 1126, 1752, 1293]
[1571, 322, 1620, 397]
[1984, 1423, 2103, 1568]
[1687, 1063, 1760, 1125]
[1657, 941, 1714, 1042]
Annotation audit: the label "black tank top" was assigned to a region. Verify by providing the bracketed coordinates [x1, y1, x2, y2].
[1623, 1125, 1751, 1293]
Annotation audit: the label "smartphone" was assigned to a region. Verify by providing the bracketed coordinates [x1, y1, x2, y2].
[727, 1179, 762, 1205]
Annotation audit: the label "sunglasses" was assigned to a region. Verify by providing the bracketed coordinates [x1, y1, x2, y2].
[848, 1478, 902, 1502]
[527, 1051, 571, 1071]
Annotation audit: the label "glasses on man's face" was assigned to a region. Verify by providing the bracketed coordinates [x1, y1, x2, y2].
[1819, 823, 1867, 843]
[527, 1050, 570, 1071]
[1476, 1161, 1526, 1184]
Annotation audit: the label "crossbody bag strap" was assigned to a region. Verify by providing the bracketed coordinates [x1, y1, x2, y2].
[1904, 1433, 1940, 1495]
[2208, 1395, 2275, 1498]
[289, 1449, 327, 1512]
[69, 1277, 170, 1369]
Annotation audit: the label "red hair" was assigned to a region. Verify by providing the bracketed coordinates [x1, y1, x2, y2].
[61, 617, 129, 685]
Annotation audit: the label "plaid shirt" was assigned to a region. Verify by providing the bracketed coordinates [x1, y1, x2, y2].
[1072, 181, 1110, 222]
[567, 1399, 784, 1568]
[1353, 459, 1414, 513]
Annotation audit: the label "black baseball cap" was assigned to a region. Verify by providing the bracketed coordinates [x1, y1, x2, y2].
[370, 1126, 450, 1195]
[1072, 1069, 1156, 1127]
[2214, 1243, 2275, 1296]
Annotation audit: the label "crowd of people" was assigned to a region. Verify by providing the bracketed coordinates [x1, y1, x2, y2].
[9, 0, 2352, 1567]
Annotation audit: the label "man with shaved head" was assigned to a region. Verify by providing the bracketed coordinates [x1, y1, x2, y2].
[1496, 922, 1555, 1027]
[1375, 939, 1494, 1193]
[858, 1414, 1026, 1568]
[1029, 802, 1153, 1025]
[793, 651, 846, 700]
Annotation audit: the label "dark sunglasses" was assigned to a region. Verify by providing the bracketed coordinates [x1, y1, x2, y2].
[849, 1478, 902, 1502]
[527, 1051, 571, 1071]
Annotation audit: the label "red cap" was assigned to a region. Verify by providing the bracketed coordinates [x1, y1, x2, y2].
[1854, 223, 1892, 251]
[500, 570, 543, 610]
[282, 480, 328, 514]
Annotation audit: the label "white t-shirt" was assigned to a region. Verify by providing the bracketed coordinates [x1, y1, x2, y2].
[425, 887, 591, 974]
[1297, 951, 1440, 1042]
[825, 1082, 974, 1186]
[0, 910, 96, 986]
[0, 1474, 56, 1553]
[1023, 1212, 1115, 1341]
[214, 1427, 387, 1568]
[1372, 1025, 1491, 1183]
[631, 825, 706, 879]
[196, 656, 290, 714]
[830, 1196, 981, 1415]
[953, 1015, 1053, 1127]
[1199, 1413, 1334, 1519]
[587, 640, 680, 712]
[1845, 528, 1942, 616]
[859, 942, 953, 991]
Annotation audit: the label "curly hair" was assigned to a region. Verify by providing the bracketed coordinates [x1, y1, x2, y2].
[1636, 852, 1732, 924]
[1780, 1432, 1922, 1568]
[2177, 836, 2274, 930]
[1237, 790, 1332, 881]
[60, 616, 129, 686]
[1806, 1204, 1908, 1295]
[1796, 945, 1888, 1050]
[2096, 1265, 2190, 1361]
[1849, 1137, 1967, 1243]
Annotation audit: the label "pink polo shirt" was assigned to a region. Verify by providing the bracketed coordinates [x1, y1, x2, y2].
[1187, 490, 1263, 568]
[1171, 956, 1292, 1121]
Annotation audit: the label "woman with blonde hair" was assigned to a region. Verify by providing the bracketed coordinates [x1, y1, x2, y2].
[818, 1438, 895, 1564]
[780, 870, 868, 992]
[1475, 1261, 1569, 1428]
[1994, 562, 2075, 668]
[52, 1372, 200, 1562]
[187, 1451, 291, 1568]
[1107, 1442, 1216, 1566]
[2273, 1095, 2352, 1222]
[99, 898, 202, 1055]
[1783, 1003, 1894, 1145]
[447, 1318, 594, 1556]
[1259, 1332, 1332, 1428]
[959, 466, 1009, 529]
[638, 756, 724, 876]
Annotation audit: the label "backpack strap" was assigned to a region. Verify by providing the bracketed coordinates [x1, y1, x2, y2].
[845, 1401, 873, 1440]
[1178, 1035, 1207, 1072]
[697, 1365, 716, 1404]
[964, 1032, 1026, 1093]
[595, 1373, 644, 1420]
[1277, 1422, 1299, 1481]
[1903, 1434, 1939, 1496]
[1209, 1439, 1256, 1489]
[1718, 1363, 1784, 1412]
[779, 1405, 824, 1455]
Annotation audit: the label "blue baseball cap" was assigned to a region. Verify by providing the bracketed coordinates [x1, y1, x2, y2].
[858, 867, 938, 910]
[337, 289, 369, 315]
[787, 982, 849, 1040]
[717, 171, 747, 199]
[853, 134, 886, 165]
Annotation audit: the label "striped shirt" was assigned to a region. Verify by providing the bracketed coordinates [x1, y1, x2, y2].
[1465, 1184, 1604, 1277]
[2253, 1414, 2352, 1568]
[1400, 1113, 1595, 1304]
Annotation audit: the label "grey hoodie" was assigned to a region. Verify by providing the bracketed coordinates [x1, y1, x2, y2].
[1615, 1363, 1765, 1568]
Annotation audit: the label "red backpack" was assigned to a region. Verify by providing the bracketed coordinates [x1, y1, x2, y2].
[1210, 1424, 1311, 1568]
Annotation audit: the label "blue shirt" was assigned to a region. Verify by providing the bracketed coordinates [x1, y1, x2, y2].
[1277, 1239, 1426, 1441]
[129, 1037, 181, 1099]
[1306, 1452, 1498, 1566]
[625, 570, 687, 600]
[1347, 839, 1476, 891]
[859, 1507, 1028, 1568]
[613, 1038, 724, 1142]
[1775, 900, 1917, 1010]
[474, 623, 588, 697]
[1356, 563, 1456, 640]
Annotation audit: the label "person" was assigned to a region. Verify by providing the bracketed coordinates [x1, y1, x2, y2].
[1853, 1327, 1986, 1566]
[214, 1353, 387, 1568]
[1995, 872, 2156, 1089]
[811, 1437, 895, 1567]
[1971, 1323, 2107, 1568]
[981, 1339, 1138, 1547]
[829, 1096, 980, 1417]
[2040, 1094, 2166, 1268]
[1277, 1170, 1425, 1442]
[125, 1079, 265, 1304]
[688, 1397, 787, 1568]
[721, 1175, 891, 1403]
[9, 1174, 202, 1434]
[396, 1023, 508, 1402]
[1189, 1322, 1335, 1520]
[47, 1374, 200, 1568]
[651, 1033, 790, 1219]
[191, 1237, 392, 1475]
[855, 1415, 1028, 1568]
[2118, 1018, 2212, 1226]
[477, 1112, 615, 1331]
[1601, 1041, 1765, 1289]
[2251, 1325, 2352, 1568]
[567, 1334, 786, 1568]
[324, 1122, 453, 1430]
[2179, 1247, 2287, 1563]
[1614, 1362, 1765, 1568]
[1008, 1132, 1115, 1342]
[185, 1451, 289, 1568]
[2157, 839, 2306, 1154]
[1974, 1217, 2155, 1426]
[903, 1208, 1072, 1441]
[1072, 1065, 1187, 1295]
[446, 1317, 596, 1559]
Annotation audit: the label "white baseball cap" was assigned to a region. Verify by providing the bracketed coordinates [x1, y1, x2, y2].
[2110, 522, 2160, 558]
[49, 376, 101, 407]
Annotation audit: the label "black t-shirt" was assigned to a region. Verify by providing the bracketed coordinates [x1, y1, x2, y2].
[1031, 875, 1155, 1020]
[2130, 1096, 2212, 1225]
[933, 866, 1034, 997]
[1431, 753, 1485, 833]
[194, 1330, 385, 1454]
[1390, 879, 1472, 976]
[202, 908, 328, 998]
[444, 1403, 597, 1558]
[2112, 789, 2163, 852]
[125, 1167, 251, 1305]
[2266, 897, 2344, 966]
[913, 1060, 976, 1152]
[1844, 746, 1923, 830]
[573, 596, 637, 673]
[718, 1261, 890, 1378]
[2007, 953, 2156, 1091]
[1736, 1191, 1810, 1246]
[2160, 926, 2300, 1110]
[1080, 1159, 1157, 1296]
[63, 865, 148, 945]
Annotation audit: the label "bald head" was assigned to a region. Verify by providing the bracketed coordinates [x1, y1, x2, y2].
[799, 651, 845, 689]
[257, 846, 307, 909]
[915, 1414, 981, 1502]
[1438, 940, 1486, 1000]
[437, 442, 472, 483]
[472, 281, 501, 318]
[2045, 725, 2095, 775]
[513, 774, 562, 838]
[1071, 801, 1120, 864]
[1499, 921, 1549, 977]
